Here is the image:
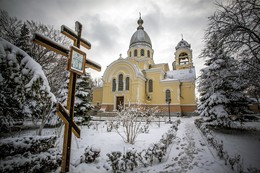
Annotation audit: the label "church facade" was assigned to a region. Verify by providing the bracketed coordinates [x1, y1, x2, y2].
[92, 16, 196, 115]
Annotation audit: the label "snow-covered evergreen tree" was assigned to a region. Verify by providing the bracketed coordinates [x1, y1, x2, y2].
[16, 22, 31, 55]
[74, 73, 94, 121]
[0, 38, 55, 132]
[198, 35, 249, 126]
[57, 72, 70, 106]
[56, 72, 94, 123]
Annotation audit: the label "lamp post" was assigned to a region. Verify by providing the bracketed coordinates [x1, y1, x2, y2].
[166, 98, 171, 123]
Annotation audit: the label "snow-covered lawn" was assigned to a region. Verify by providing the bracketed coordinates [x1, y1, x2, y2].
[212, 123, 260, 171]
[1, 116, 259, 173]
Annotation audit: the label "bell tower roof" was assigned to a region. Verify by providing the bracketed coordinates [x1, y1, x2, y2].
[175, 38, 191, 50]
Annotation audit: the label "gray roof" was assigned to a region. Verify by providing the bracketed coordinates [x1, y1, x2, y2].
[129, 16, 152, 48]
[175, 39, 191, 50]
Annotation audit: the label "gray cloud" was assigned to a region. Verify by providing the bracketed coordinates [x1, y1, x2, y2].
[0, 0, 226, 77]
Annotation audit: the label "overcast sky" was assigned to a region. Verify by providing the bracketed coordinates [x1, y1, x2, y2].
[0, 0, 224, 78]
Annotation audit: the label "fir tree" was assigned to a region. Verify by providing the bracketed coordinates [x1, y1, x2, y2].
[74, 73, 94, 122]
[56, 72, 94, 123]
[198, 35, 249, 127]
[16, 22, 31, 55]
[57, 72, 70, 106]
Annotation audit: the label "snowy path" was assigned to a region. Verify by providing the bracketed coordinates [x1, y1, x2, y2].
[138, 117, 233, 173]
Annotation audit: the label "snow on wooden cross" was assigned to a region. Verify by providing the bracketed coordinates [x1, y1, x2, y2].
[32, 21, 101, 173]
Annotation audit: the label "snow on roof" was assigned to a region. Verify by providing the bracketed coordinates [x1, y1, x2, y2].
[164, 67, 196, 82]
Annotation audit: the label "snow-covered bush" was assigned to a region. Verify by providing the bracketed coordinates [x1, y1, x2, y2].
[0, 38, 55, 133]
[0, 135, 60, 173]
[81, 145, 101, 163]
[0, 148, 61, 173]
[229, 154, 240, 170]
[0, 115, 15, 132]
[120, 148, 138, 171]
[106, 151, 122, 173]
[144, 143, 167, 164]
[106, 120, 119, 132]
[105, 119, 181, 172]
[0, 135, 57, 158]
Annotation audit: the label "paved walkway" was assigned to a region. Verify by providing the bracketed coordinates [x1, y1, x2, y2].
[138, 117, 234, 173]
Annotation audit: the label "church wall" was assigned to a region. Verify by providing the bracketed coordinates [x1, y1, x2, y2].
[92, 87, 103, 105]
[179, 82, 196, 105]
[181, 105, 197, 113]
[102, 83, 114, 104]
[155, 81, 181, 105]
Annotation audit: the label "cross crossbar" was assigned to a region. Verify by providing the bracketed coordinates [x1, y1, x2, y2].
[32, 33, 69, 56]
[57, 103, 80, 138]
[33, 33, 101, 72]
[61, 25, 91, 49]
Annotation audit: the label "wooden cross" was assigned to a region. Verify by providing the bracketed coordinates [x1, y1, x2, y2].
[33, 21, 101, 173]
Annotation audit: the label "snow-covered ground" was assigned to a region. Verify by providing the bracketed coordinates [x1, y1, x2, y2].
[2, 116, 259, 173]
[213, 122, 260, 171]
[57, 117, 259, 173]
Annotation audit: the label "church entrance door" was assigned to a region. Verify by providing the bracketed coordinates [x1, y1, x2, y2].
[116, 96, 124, 111]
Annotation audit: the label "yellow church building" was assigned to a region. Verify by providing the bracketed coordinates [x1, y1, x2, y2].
[92, 16, 196, 115]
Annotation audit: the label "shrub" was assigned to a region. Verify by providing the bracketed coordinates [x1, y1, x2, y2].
[81, 146, 101, 163]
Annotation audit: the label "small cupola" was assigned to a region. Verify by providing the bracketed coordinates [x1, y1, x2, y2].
[173, 37, 193, 70]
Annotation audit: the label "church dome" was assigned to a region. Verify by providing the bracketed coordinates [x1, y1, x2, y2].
[129, 16, 152, 48]
[175, 39, 191, 50]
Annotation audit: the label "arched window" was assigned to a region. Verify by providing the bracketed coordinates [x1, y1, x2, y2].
[125, 77, 130, 91]
[118, 74, 124, 91]
[141, 49, 144, 56]
[147, 50, 150, 58]
[134, 49, 137, 56]
[166, 89, 171, 103]
[179, 52, 189, 65]
[148, 79, 153, 92]
[129, 51, 132, 57]
[112, 79, 116, 92]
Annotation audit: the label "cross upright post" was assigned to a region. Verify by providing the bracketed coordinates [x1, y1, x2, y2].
[62, 21, 83, 172]
[32, 21, 101, 173]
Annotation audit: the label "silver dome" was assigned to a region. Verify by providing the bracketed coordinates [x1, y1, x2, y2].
[175, 39, 191, 50]
[129, 16, 152, 48]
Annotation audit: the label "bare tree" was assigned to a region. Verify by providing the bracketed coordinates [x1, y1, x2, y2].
[112, 105, 158, 144]
[202, 0, 260, 102]
[0, 10, 71, 96]
[26, 20, 70, 96]
[0, 10, 22, 45]
[206, 0, 260, 61]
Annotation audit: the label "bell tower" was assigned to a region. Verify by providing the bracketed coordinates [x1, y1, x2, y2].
[173, 38, 193, 70]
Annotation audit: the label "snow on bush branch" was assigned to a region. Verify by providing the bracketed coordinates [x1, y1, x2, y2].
[0, 135, 57, 158]
[0, 38, 55, 134]
[79, 145, 101, 164]
[108, 105, 159, 144]
[0, 135, 61, 173]
[105, 119, 181, 173]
